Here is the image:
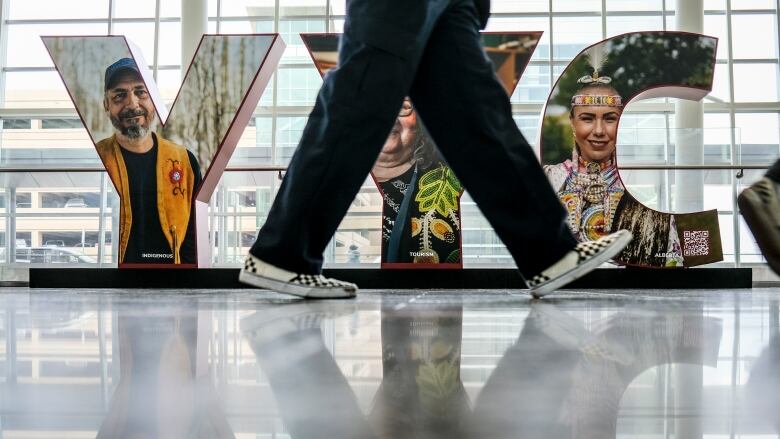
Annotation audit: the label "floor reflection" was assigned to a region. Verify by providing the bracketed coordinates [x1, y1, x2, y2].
[746, 332, 780, 433]
[1, 289, 779, 438]
[98, 311, 233, 438]
[242, 303, 371, 439]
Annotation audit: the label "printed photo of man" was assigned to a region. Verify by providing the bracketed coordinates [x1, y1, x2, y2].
[97, 58, 201, 264]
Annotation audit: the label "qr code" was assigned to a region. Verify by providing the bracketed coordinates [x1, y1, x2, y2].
[683, 230, 710, 257]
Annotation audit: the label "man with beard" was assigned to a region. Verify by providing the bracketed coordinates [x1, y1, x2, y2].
[97, 58, 201, 265]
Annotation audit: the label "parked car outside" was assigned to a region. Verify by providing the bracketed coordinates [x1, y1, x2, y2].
[14, 247, 96, 264]
[64, 198, 88, 208]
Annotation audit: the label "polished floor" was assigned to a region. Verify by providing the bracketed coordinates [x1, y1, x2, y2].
[1, 287, 779, 438]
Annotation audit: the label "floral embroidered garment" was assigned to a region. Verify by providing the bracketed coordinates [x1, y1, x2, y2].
[378, 163, 462, 264]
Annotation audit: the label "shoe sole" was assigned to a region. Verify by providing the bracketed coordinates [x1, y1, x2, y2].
[239, 305, 316, 333]
[738, 190, 780, 274]
[239, 270, 357, 299]
[529, 232, 632, 299]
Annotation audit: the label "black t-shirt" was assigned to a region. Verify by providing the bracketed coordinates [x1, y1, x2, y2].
[120, 135, 201, 264]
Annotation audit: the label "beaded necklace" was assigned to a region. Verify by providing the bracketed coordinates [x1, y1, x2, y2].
[569, 158, 618, 204]
[560, 156, 624, 240]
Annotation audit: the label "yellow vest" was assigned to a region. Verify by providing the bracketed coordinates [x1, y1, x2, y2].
[96, 134, 195, 264]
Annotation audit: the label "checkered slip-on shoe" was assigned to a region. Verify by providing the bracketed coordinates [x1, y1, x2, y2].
[738, 177, 780, 275]
[526, 230, 633, 299]
[239, 253, 358, 299]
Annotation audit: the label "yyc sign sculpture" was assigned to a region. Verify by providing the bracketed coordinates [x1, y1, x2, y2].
[43, 30, 721, 269]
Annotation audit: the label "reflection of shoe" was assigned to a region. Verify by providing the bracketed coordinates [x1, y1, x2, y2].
[738, 177, 780, 275]
[240, 302, 358, 372]
[526, 230, 633, 298]
[240, 301, 357, 335]
[528, 303, 632, 364]
[239, 253, 358, 299]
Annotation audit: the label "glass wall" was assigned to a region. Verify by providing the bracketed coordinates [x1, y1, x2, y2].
[0, 0, 778, 273]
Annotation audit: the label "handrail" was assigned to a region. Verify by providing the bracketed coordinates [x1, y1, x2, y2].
[0, 165, 288, 173]
[619, 165, 770, 170]
[0, 164, 770, 173]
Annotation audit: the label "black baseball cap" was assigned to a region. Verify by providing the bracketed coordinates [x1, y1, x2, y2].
[104, 58, 141, 91]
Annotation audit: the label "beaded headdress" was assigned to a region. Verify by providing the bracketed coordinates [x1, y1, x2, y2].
[571, 46, 623, 108]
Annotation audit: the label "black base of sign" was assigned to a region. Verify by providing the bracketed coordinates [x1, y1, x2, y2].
[27, 267, 752, 289]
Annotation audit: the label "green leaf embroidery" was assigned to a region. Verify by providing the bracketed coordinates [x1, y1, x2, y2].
[416, 361, 460, 417]
[445, 250, 460, 263]
[415, 166, 463, 217]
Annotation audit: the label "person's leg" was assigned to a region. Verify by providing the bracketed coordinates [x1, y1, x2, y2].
[407, 0, 631, 293]
[248, 0, 450, 275]
[406, 1, 575, 278]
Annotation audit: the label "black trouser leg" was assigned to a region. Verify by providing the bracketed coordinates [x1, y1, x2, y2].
[250, 0, 451, 274]
[250, 42, 409, 272]
[407, 1, 577, 277]
[251, 0, 575, 278]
